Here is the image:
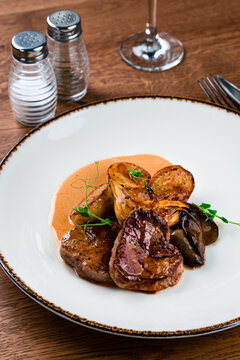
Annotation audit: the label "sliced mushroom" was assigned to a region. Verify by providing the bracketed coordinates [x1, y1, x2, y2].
[188, 204, 218, 246]
[170, 209, 205, 267]
[151, 165, 195, 202]
[170, 229, 204, 267]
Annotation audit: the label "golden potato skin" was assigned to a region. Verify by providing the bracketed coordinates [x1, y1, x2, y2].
[108, 162, 153, 225]
[151, 165, 195, 202]
[108, 162, 191, 226]
[152, 200, 189, 227]
[108, 162, 151, 191]
[69, 183, 114, 226]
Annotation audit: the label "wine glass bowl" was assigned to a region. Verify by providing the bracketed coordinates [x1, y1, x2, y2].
[119, 0, 184, 72]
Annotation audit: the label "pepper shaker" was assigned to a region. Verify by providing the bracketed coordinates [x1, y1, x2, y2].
[47, 10, 89, 101]
[8, 31, 57, 126]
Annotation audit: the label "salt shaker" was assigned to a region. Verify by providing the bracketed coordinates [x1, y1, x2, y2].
[8, 31, 57, 126]
[47, 10, 89, 101]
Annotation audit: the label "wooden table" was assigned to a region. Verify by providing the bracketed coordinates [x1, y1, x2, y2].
[1, 0, 240, 358]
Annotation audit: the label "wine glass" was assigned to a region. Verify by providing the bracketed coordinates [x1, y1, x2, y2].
[119, 0, 184, 71]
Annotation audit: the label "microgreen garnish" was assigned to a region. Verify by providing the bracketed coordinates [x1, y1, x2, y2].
[71, 161, 111, 231]
[127, 167, 153, 193]
[194, 203, 240, 227]
[145, 184, 154, 194]
[127, 167, 142, 179]
[127, 167, 168, 194]
[73, 206, 91, 218]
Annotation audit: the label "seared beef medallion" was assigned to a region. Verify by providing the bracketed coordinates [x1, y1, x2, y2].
[60, 219, 121, 285]
[109, 209, 184, 292]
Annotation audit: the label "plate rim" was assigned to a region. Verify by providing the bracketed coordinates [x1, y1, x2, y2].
[1, 95, 240, 339]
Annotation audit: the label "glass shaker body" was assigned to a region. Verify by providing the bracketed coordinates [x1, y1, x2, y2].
[47, 34, 89, 101]
[8, 31, 57, 127]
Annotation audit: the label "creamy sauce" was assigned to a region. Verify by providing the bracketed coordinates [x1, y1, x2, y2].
[49, 154, 171, 246]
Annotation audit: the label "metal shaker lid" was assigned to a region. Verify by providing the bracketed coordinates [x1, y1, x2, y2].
[47, 10, 82, 42]
[11, 31, 48, 63]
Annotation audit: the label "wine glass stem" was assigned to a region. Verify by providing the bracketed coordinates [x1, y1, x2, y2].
[145, 0, 158, 41]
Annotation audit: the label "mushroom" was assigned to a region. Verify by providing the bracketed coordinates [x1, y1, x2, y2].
[188, 204, 218, 246]
[170, 209, 205, 267]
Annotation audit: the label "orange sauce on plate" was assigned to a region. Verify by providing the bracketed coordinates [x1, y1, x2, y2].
[49, 154, 171, 245]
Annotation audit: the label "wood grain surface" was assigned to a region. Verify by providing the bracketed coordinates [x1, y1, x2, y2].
[1, 0, 240, 359]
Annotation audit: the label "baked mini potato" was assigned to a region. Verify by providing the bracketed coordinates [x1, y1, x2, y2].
[69, 183, 114, 226]
[151, 165, 195, 202]
[108, 162, 153, 225]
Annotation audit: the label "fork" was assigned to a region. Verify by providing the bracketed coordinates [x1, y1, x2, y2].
[198, 74, 240, 110]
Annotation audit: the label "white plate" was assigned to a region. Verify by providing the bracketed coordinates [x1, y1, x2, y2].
[1, 97, 240, 338]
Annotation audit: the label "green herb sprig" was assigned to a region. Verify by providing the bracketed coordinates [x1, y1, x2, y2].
[126, 167, 153, 193]
[194, 203, 240, 227]
[126, 167, 142, 179]
[71, 161, 111, 231]
[126, 167, 170, 194]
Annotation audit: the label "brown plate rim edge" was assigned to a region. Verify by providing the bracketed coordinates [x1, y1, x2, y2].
[0, 95, 240, 339]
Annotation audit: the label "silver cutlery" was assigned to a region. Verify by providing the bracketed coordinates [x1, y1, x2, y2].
[198, 74, 240, 111]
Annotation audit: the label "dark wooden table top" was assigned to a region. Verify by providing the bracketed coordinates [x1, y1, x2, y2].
[1, 0, 240, 358]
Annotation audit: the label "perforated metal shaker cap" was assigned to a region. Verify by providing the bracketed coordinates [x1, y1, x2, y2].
[47, 10, 82, 42]
[11, 31, 48, 63]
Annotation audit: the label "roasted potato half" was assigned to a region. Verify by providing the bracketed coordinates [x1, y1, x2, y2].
[151, 165, 195, 202]
[108, 162, 151, 190]
[108, 162, 153, 225]
[69, 183, 114, 226]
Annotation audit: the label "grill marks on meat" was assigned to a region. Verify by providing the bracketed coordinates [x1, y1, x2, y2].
[60, 220, 121, 285]
[109, 209, 184, 292]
